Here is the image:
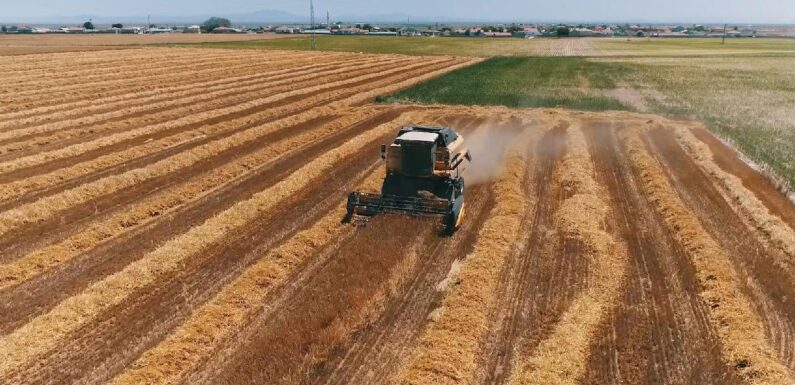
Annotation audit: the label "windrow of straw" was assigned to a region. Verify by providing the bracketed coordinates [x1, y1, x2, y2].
[0, 55, 452, 173]
[0, 103, 360, 235]
[0, 109, 381, 289]
[0, 50, 317, 106]
[0, 52, 357, 129]
[0, 53, 415, 145]
[1, 50, 249, 91]
[1, 47, 270, 83]
[1, 49, 298, 99]
[673, 126, 795, 259]
[620, 128, 795, 385]
[0, 61, 399, 197]
[0, 47, 222, 79]
[107, 168, 385, 385]
[0, 46, 279, 76]
[0, 111, 420, 380]
[2, 58, 274, 119]
[2, 50, 313, 93]
[0, 57, 465, 230]
[0, 59, 471, 233]
[394, 119, 534, 385]
[508, 124, 628, 385]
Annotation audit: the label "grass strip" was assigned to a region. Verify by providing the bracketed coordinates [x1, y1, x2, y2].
[0, 111, 418, 380]
[383, 57, 630, 112]
[620, 128, 794, 385]
[508, 123, 628, 385]
[395, 119, 534, 385]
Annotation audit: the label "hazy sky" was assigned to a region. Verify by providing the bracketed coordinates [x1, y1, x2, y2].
[4, 0, 795, 23]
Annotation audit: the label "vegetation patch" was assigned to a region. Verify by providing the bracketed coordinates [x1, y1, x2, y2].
[383, 57, 631, 111]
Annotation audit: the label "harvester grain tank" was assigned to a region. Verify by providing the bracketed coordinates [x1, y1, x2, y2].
[346, 125, 472, 234]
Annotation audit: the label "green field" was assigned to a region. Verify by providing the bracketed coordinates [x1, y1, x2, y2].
[183, 35, 795, 57]
[383, 57, 629, 111]
[178, 35, 795, 188]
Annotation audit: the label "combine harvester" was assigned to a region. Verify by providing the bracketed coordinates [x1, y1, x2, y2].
[346, 125, 472, 234]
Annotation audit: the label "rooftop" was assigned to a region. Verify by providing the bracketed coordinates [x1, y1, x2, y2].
[397, 131, 439, 143]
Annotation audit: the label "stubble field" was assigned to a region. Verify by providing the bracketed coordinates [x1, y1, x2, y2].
[0, 47, 794, 385]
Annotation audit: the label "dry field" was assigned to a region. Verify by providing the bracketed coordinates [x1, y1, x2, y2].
[0, 33, 290, 56]
[0, 47, 794, 385]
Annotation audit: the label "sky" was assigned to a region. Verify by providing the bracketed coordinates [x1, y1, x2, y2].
[3, 0, 795, 23]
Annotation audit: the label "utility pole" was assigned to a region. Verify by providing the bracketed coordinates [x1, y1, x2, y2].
[147, 15, 151, 33]
[722, 23, 727, 45]
[310, 0, 316, 50]
[326, 10, 330, 30]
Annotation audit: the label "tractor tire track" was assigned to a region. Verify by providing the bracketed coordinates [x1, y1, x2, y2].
[0, 59, 458, 249]
[0, 55, 410, 152]
[581, 121, 737, 385]
[476, 120, 571, 385]
[0, 109, 407, 329]
[4, 131, 393, 385]
[307, 117, 501, 385]
[645, 127, 795, 370]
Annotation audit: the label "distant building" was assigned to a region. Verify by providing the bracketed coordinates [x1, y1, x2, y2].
[61, 27, 86, 33]
[300, 29, 331, 35]
[275, 26, 299, 34]
[571, 28, 597, 37]
[184, 25, 202, 34]
[368, 31, 398, 36]
[483, 31, 512, 37]
[335, 27, 367, 35]
[148, 27, 173, 34]
[118, 27, 143, 34]
[212, 27, 242, 33]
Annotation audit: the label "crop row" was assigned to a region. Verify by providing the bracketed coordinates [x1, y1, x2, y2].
[0, 47, 250, 76]
[0, 48, 301, 91]
[0, 54, 410, 145]
[0, 110, 418, 382]
[508, 124, 628, 385]
[0, 108, 384, 289]
[620, 128, 794, 385]
[0, 56, 446, 174]
[0, 51, 351, 125]
[0, 55, 393, 154]
[673, 127, 795, 260]
[0, 50, 323, 111]
[396, 116, 536, 385]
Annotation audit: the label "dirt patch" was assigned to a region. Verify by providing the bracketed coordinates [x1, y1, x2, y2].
[604, 88, 648, 112]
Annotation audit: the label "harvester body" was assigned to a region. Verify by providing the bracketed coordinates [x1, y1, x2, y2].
[346, 125, 471, 233]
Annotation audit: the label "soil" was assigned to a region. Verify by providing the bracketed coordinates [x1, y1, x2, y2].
[1, 48, 793, 385]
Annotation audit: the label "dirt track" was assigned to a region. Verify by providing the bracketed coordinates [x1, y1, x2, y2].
[1, 47, 794, 385]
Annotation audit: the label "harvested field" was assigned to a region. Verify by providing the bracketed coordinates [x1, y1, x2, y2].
[0, 33, 291, 56]
[1, 47, 794, 385]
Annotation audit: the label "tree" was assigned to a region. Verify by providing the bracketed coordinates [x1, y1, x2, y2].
[0, 26, 6, 33]
[362, 24, 372, 31]
[112, 23, 123, 29]
[203, 17, 231, 32]
[83, 21, 95, 30]
[556, 26, 570, 36]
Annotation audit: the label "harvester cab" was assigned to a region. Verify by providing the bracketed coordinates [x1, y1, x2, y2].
[346, 125, 472, 234]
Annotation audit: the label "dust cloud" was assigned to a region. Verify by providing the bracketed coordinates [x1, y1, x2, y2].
[463, 121, 522, 185]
